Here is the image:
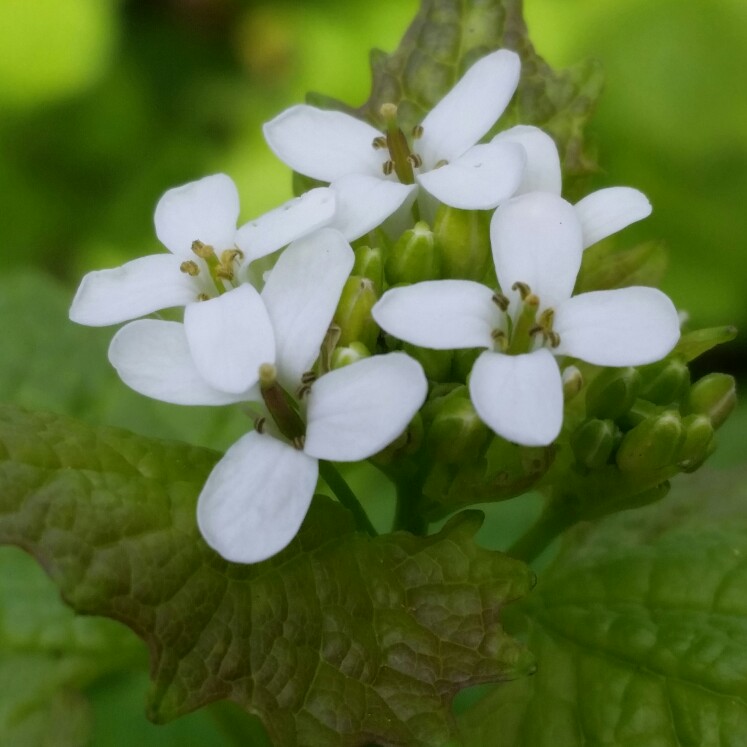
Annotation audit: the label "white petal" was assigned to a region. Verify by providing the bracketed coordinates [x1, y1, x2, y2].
[108, 320, 247, 405]
[418, 49, 521, 167]
[263, 105, 385, 182]
[469, 349, 563, 446]
[416, 141, 525, 210]
[491, 192, 583, 309]
[575, 187, 652, 249]
[184, 284, 275, 394]
[235, 187, 336, 263]
[492, 125, 562, 195]
[329, 174, 416, 240]
[69, 254, 196, 326]
[197, 431, 318, 563]
[304, 352, 427, 461]
[553, 287, 680, 366]
[372, 280, 500, 349]
[261, 228, 354, 388]
[154, 173, 240, 257]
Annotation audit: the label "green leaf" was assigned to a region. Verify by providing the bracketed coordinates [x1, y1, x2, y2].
[0, 547, 143, 746]
[0, 405, 534, 746]
[458, 466, 747, 746]
[354, 0, 602, 189]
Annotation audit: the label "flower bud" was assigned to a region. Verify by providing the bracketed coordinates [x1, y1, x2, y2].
[433, 205, 491, 281]
[426, 394, 490, 464]
[585, 367, 641, 420]
[385, 221, 440, 284]
[616, 411, 686, 473]
[571, 419, 617, 470]
[639, 358, 690, 405]
[562, 365, 584, 401]
[333, 276, 379, 351]
[686, 373, 737, 429]
[402, 342, 452, 382]
[353, 245, 384, 293]
[677, 414, 714, 472]
[331, 342, 371, 369]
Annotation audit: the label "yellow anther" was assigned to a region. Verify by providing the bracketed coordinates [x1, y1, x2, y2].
[407, 153, 423, 168]
[220, 248, 243, 265]
[548, 331, 561, 348]
[380, 102, 398, 121]
[372, 136, 387, 150]
[491, 329, 509, 351]
[197, 293, 210, 302]
[512, 281, 532, 300]
[434, 159, 449, 169]
[383, 160, 394, 176]
[180, 260, 200, 276]
[412, 124, 424, 139]
[191, 240, 216, 260]
[301, 371, 317, 385]
[259, 363, 277, 386]
[492, 292, 510, 311]
[255, 416, 266, 434]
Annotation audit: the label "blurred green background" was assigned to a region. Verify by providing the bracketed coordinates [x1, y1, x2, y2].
[0, 0, 744, 744]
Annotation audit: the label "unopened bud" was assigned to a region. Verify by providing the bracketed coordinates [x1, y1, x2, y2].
[433, 205, 491, 281]
[571, 419, 617, 470]
[677, 414, 714, 471]
[331, 342, 371, 369]
[333, 276, 379, 351]
[562, 365, 583, 401]
[686, 373, 737, 429]
[639, 358, 690, 405]
[585, 367, 641, 420]
[616, 411, 685, 473]
[402, 342, 452, 382]
[386, 222, 440, 284]
[426, 395, 489, 464]
[352, 245, 384, 293]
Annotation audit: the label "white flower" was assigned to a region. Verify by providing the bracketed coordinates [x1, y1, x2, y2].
[372, 191, 681, 446]
[196, 352, 427, 563]
[492, 125, 653, 247]
[263, 50, 527, 237]
[69, 174, 336, 394]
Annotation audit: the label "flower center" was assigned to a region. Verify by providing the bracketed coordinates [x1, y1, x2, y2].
[371, 103, 424, 185]
[179, 240, 244, 300]
[491, 282, 561, 355]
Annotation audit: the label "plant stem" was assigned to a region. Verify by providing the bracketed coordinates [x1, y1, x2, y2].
[319, 461, 377, 536]
[507, 502, 575, 564]
[393, 480, 427, 535]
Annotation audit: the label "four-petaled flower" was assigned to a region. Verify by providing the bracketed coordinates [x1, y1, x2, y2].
[373, 191, 681, 446]
[263, 50, 526, 234]
[105, 228, 427, 562]
[70, 173, 336, 395]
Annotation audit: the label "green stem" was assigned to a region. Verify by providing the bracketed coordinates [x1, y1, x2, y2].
[319, 461, 377, 536]
[393, 480, 427, 535]
[507, 502, 575, 564]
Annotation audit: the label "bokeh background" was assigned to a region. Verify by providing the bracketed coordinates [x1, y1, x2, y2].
[0, 0, 744, 743]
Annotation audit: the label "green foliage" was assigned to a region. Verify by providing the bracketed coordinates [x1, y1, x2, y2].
[0, 405, 534, 746]
[458, 466, 747, 746]
[355, 0, 602, 194]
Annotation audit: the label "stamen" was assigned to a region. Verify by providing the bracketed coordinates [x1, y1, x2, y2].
[492, 292, 510, 311]
[383, 160, 394, 176]
[537, 308, 555, 328]
[548, 331, 561, 348]
[372, 136, 387, 150]
[191, 240, 216, 260]
[255, 416, 266, 434]
[220, 248, 243, 264]
[512, 281, 532, 300]
[491, 329, 509, 351]
[215, 266, 234, 281]
[301, 371, 317, 384]
[180, 260, 200, 276]
[292, 435, 306, 450]
[380, 103, 398, 122]
[407, 153, 423, 168]
[411, 124, 424, 139]
[434, 159, 449, 169]
[297, 384, 312, 399]
[196, 293, 210, 302]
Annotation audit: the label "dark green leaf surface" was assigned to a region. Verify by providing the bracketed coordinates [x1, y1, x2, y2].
[355, 0, 602, 192]
[458, 467, 747, 746]
[0, 405, 534, 746]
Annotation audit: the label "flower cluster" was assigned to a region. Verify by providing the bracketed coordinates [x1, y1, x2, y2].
[70, 49, 681, 563]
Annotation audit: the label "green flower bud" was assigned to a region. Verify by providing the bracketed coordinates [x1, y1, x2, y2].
[385, 221, 440, 284]
[677, 414, 715, 472]
[616, 411, 686, 473]
[331, 342, 371, 369]
[333, 275, 379, 351]
[352, 245, 384, 293]
[433, 205, 491, 280]
[571, 418, 617, 470]
[562, 365, 584, 401]
[619, 398, 662, 429]
[639, 358, 690, 405]
[402, 342, 452, 382]
[686, 373, 737, 429]
[426, 395, 489, 464]
[585, 367, 641, 420]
